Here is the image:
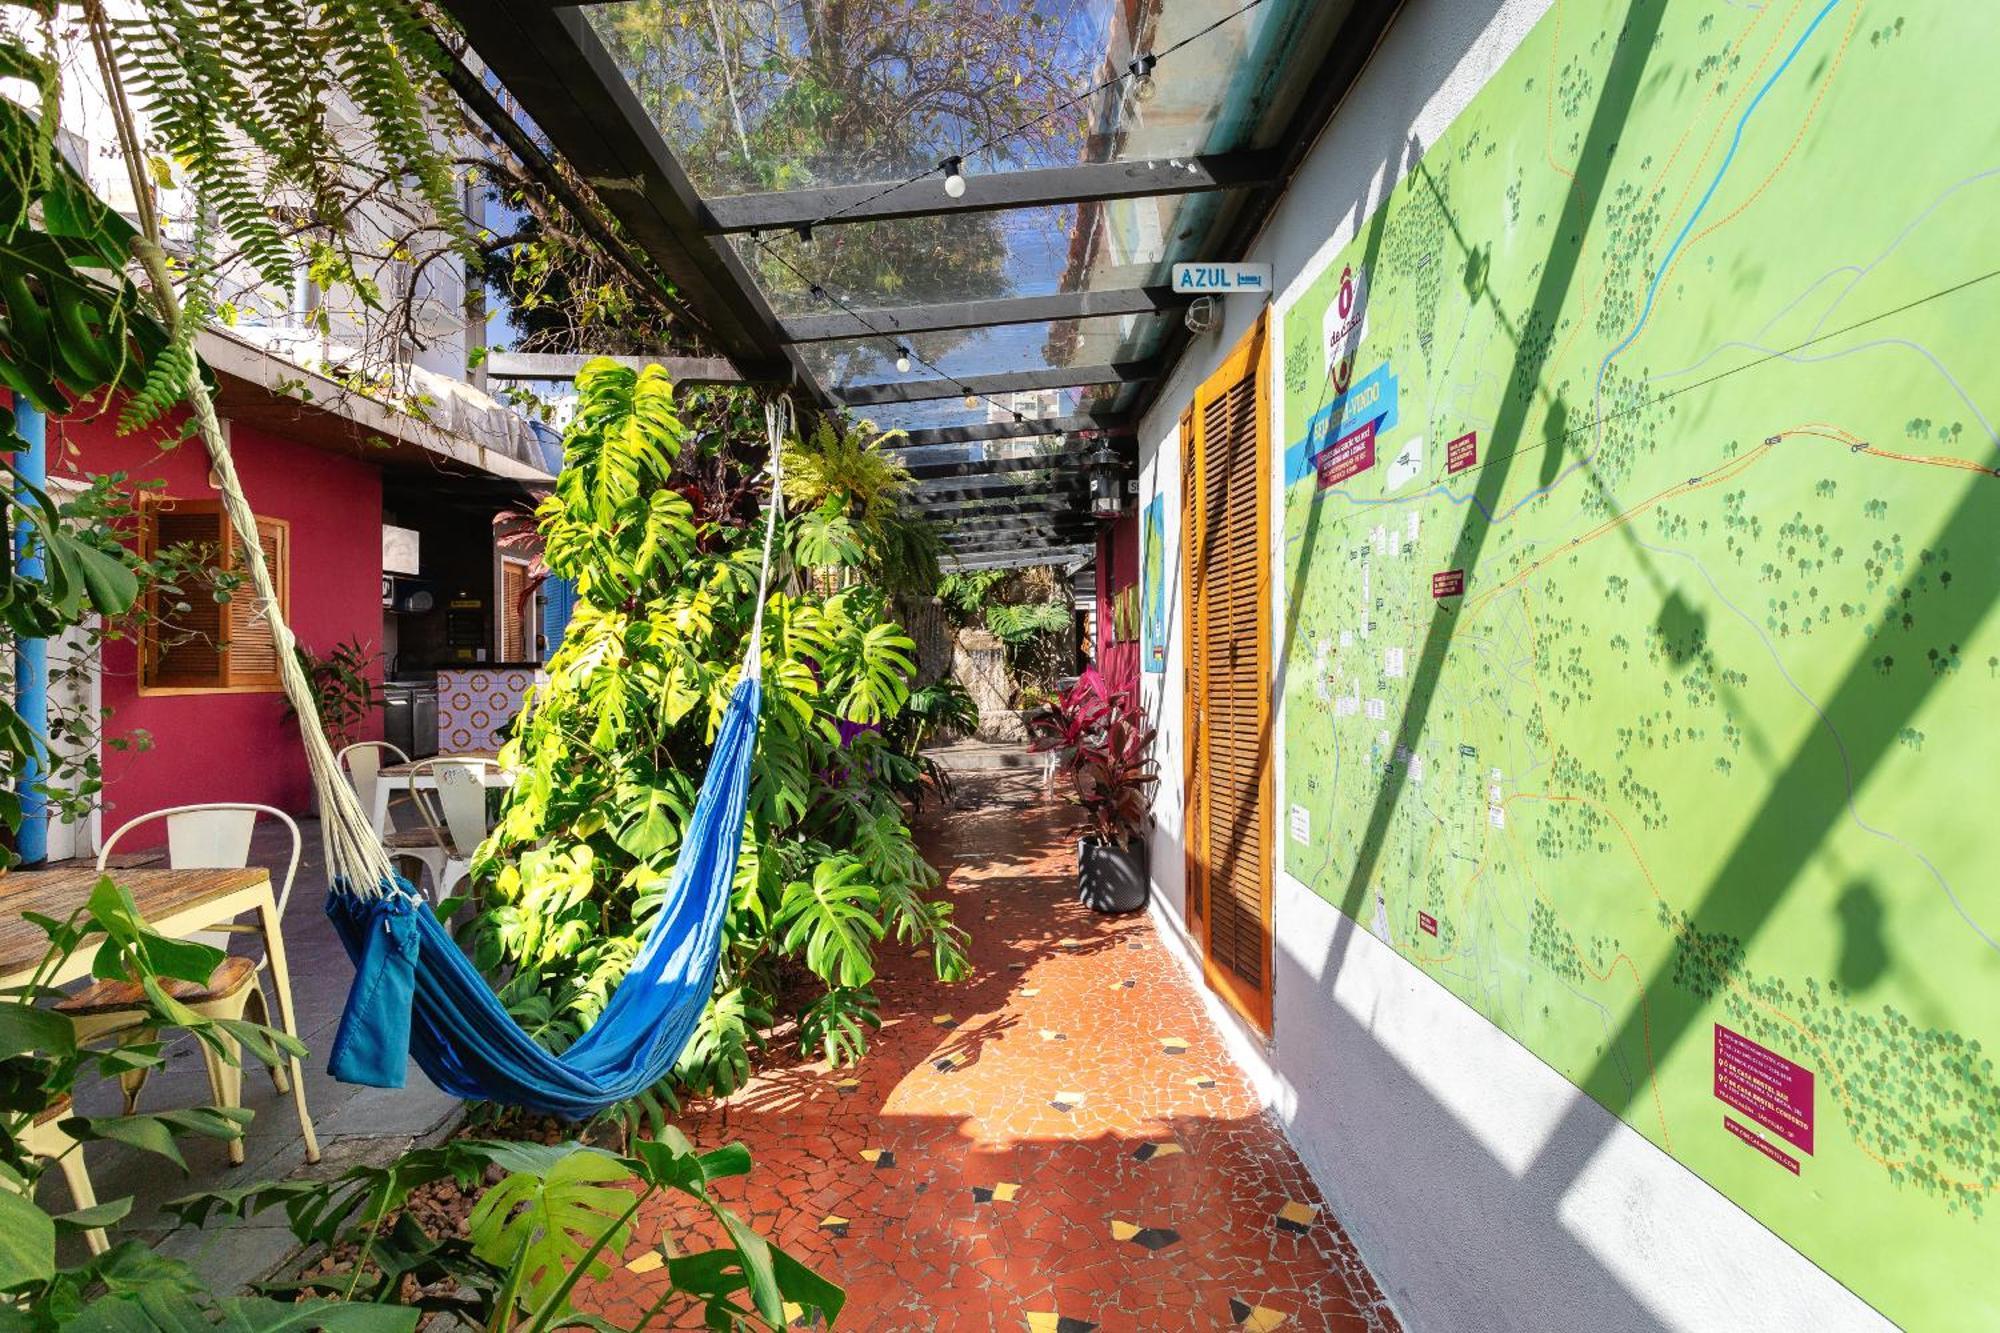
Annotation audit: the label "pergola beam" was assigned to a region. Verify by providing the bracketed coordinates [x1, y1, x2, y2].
[917, 483, 1084, 506]
[886, 415, 1130, 450]
[780, 287, 1184, 342]
[443, 3, 812, 391]
[919, 496, 1082, 518]
[945, 546, 1096, 573]
[483, 352, 753, 383]
[834, 359, 1158, 406]
[700, 152, 1281, 234]
[903, 452, 1087, 481]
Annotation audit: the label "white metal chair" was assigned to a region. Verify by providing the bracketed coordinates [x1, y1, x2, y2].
[337, 740, 412, 836]
[17, 1096, 107, 1254]
[390, 757, 500, 902]
[54, 802, 305, 1165]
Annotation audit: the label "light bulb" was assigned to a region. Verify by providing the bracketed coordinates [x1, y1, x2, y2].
[1128, 54, 1158, 104]
[963, 393, 980, 410]
[941, 156, 967, 199]
[895, 347, 912, 374]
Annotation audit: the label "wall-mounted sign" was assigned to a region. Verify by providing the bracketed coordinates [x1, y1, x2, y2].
[1171, 262, 1272, 294]
[382, 522, 421, 576]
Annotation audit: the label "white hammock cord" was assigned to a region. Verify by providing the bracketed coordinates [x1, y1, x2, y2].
[743, 396, 790, 681]
[186, 382, 398, 896]
[192, 385, 794, 897]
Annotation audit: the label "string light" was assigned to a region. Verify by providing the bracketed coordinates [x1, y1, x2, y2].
[940, 155, 966, 199]
[895, 346, 913, 373]
[1127, 53, 1158, 103]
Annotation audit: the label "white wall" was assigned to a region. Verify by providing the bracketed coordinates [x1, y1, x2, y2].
[1137, 1, 1890, 1327]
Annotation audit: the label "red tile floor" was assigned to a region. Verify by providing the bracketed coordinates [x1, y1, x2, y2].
[583, 772, 1397, 1331]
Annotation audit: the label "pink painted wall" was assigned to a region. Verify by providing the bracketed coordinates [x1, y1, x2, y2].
[50, 411, 383, 838]
[1096, 511, 1140, 698]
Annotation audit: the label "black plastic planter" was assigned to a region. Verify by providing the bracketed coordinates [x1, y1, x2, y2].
[1077, 836, 1148, 914]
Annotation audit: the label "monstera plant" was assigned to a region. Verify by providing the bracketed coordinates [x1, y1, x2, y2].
[474, 364, 967, 1123]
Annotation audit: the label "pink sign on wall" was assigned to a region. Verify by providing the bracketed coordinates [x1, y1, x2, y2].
[1315, 421, 1378, 489]
[1431, 569, 1466, 598]
[1714, 1023, 1814, 1155]
[1447, 431, 1478, 474]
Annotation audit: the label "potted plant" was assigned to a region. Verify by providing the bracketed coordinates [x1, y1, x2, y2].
[1027, 668, 1159, 913]
[288, 637, 384, 749]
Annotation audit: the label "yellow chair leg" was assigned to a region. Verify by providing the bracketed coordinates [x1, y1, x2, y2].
[52, 1146, 108, 1256]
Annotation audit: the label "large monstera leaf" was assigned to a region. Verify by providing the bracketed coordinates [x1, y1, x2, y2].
[465, 1142, 636, 1312]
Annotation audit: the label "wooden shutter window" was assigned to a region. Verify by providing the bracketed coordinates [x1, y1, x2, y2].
[143, 500, 289, 693]
[500, 558, 529, 661]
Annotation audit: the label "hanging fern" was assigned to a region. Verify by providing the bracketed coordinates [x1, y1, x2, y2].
[112, 0, 468, 293]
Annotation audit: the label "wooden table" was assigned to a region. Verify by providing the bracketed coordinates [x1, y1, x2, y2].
[0, 865, 319, 1162]
[369, 751, 513, 836]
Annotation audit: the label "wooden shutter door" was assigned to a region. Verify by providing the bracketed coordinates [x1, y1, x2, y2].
[500, 559, 529, 661]
[1185, 313, 1273, 1032]
[1179, 402, 1204, 929]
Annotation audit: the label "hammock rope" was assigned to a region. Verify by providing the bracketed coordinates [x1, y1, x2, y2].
[192, 379, 792, 1118]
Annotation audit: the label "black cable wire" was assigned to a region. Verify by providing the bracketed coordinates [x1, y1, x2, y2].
[791, 0, 1273, 232]
[750, 233, 1075, 437]
[747, 0, 1276, 428]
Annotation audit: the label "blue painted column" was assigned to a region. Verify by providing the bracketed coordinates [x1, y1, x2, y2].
[12, 399, 49, 864]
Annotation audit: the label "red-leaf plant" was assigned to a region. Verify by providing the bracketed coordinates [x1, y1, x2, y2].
[1025, 667, 1160, 850]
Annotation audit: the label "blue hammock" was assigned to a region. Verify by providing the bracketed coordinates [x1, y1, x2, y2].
[323, 674, 759, 1120]
[320, 399, 787, 1120]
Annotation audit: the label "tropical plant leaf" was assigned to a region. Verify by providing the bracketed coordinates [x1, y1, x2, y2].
[464, 1144, 634, 1312]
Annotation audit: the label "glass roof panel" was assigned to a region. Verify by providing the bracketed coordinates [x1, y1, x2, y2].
[587, 0, 1318, 196]
[802, 313, 1170, 391]
[848, 385, 1118, 437]
[739, 194, 1224, 315]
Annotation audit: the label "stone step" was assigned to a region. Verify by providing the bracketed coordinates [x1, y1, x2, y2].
[923, 741, 1051, 773]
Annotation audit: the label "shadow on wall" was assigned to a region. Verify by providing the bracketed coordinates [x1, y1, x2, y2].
[1249, 0, 1987, 1323]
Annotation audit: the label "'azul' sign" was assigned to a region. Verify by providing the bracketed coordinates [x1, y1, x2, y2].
[1171, 262, 1272, 293]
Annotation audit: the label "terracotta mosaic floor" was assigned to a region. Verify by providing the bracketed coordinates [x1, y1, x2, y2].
[583, 773, 1397, 1332]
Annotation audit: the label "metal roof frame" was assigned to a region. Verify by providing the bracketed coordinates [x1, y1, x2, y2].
[780, 287, 1184, 343]
[700, 152, 1282, 233]
[832, 359, 1159, 407]
[445, 0, 1407, 530]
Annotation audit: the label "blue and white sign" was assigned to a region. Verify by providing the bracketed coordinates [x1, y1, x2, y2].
[1171, 262, 1273, 294]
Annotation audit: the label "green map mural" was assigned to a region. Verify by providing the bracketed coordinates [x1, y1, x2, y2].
[1277, 2, 2000, 1324]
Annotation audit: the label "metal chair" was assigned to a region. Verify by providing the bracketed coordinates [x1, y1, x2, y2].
[337, 739, 412, 836]
[54, 803, 306, 1165]
[394, 757, 501, 902]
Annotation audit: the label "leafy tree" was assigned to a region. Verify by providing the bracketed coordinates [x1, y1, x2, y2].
[477, 362, 967, 1103]
[586, 0, 1095, 374]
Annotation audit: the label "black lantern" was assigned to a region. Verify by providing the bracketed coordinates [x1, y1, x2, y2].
[1088, 443, 1127, 516]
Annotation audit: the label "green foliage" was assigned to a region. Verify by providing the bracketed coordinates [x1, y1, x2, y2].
[1, 879, 838, 1330]
[286, 637, 384, 749]
[985, 599, 1071, 648]
[478, 364, 966, 1103]
[111, 0, 465, 294]
[782, 417, 941, 595]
